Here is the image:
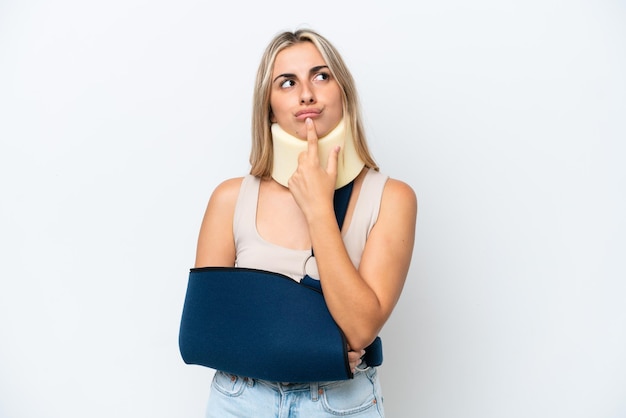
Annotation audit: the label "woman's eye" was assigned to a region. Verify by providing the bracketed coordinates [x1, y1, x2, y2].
[280, 79, 295, 88]
[314, 72, 329, 82]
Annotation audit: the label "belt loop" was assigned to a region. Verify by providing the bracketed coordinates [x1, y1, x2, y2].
[310, 382, 319, 402]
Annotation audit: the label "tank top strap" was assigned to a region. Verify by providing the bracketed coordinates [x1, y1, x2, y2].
[233, 175, 260, 249]
[358, 169, 388, 233]
[341, 169, 389, 269]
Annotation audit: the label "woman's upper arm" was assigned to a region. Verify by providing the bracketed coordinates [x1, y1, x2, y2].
[359, 178, 418, 322]
[194, 177, 243, 268]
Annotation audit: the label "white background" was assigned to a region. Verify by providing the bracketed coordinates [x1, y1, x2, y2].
[1, 1, 625, 417]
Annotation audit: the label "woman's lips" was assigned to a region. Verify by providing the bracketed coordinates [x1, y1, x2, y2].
[295, 109, 321, 120]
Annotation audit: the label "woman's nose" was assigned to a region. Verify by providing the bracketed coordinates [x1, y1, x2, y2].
[299, 84, 316, 104]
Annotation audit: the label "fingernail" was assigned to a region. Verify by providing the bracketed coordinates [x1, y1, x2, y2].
[305, 118, 312, 126]
[360, 350, 366, 356]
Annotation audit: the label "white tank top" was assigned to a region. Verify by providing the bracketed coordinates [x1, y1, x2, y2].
[233, 168, 388, 282]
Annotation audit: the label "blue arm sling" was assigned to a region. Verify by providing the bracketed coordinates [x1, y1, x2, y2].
[178, 180, 383, 382]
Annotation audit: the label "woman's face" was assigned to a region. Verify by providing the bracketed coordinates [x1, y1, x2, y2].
[269, 41, 343, 140]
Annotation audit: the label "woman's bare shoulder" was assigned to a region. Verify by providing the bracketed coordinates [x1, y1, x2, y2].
[195, 176, 247, 267]
[207, 176, 246, 207]
[382, 177, 418, 210]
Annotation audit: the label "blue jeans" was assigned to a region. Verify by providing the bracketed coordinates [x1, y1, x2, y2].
[205, 366, 385, 417]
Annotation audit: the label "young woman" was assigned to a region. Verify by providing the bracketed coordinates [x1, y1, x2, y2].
[194, 29, 417, 417]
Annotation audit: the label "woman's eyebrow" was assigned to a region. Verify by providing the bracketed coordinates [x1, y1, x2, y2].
[273, 73, 294, 83]
[310, 65, 329, 73]
[272, 65, 330, 83]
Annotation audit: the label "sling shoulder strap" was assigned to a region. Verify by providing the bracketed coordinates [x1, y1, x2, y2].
[333, 180, 354, 231]
[310, 180, 354, 258]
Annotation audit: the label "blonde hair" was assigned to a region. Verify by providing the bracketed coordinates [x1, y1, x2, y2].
[249, 29, 378, 178]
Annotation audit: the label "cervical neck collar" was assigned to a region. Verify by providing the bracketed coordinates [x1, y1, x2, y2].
[271, 119, 365, 189]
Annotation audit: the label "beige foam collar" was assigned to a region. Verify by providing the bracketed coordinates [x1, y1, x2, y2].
[271, 119, 365, 189]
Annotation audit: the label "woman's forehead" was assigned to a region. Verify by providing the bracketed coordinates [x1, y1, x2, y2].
[272, 42, 326, 76]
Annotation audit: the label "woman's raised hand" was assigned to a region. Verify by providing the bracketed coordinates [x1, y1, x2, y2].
[287, 118, 340, 221]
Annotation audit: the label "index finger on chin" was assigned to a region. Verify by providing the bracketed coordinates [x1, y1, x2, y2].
[305, 118, 319, 158]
